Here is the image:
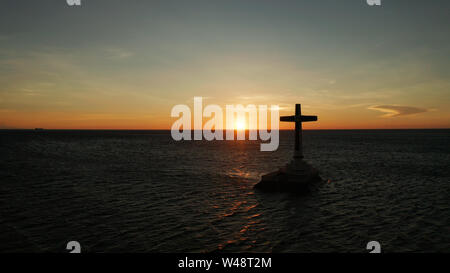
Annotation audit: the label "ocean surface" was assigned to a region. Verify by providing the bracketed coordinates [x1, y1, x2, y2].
[0, 129, 449, 253]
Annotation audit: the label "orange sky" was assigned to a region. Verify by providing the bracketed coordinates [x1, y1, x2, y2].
[1, 103, 448, 130]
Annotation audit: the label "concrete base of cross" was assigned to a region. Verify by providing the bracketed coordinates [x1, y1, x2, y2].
[254, 158, 321, 193]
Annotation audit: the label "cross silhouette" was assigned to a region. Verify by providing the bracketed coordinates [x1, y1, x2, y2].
[280, 104, 318, 159]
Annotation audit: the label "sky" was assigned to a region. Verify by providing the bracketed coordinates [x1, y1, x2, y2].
[0, 0, 449, 129]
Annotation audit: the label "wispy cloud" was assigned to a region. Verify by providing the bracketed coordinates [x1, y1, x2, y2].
[369, 105, 429, 117]
[105, 48, 134, 59]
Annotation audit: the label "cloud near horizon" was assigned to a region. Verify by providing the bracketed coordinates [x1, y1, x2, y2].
[369, 105, 429, 118]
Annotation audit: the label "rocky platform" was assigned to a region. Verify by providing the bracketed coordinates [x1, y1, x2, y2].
[254, 159, 321, 193]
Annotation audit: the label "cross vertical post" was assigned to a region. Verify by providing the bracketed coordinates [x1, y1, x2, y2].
[295, 104, 302, 159]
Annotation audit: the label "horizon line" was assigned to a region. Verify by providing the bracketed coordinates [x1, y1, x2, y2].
[1, 128, 449, 131]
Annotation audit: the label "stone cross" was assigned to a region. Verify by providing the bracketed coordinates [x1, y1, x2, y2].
[280, 104, 318, 159]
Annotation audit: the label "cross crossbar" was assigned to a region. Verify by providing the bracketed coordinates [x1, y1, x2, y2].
[280, 115, 317, 122]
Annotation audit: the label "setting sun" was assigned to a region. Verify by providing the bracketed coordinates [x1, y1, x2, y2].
[235, 119, 246, 131]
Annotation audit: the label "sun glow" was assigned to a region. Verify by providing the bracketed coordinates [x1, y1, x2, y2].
[235, 118, 246, 131]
